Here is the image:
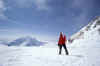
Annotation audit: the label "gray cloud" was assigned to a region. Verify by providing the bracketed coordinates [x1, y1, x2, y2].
[34, 0, 49, 10]
[0, 0, 7, 19]
[12, 0, 49, 11]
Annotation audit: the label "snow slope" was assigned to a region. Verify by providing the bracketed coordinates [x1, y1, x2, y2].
[69, 16, 100, 43]
[0, 17, 100, 66]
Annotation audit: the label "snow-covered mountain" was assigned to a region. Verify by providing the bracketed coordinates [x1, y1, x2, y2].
[69, 16, 100, 43]
[7, 36, 45, 46]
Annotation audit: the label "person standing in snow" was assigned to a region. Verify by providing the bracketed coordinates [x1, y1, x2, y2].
[58, 32, 69, 55]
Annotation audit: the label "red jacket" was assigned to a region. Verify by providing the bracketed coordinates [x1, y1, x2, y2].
[58, 33, 64, 45]
[58, 33, 67, 45]
[63, 35, 66, 44]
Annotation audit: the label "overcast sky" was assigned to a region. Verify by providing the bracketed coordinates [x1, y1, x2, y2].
[0, 0, 100, 41]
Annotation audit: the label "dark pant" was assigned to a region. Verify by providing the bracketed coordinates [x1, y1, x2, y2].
[58, 44, 69, 55]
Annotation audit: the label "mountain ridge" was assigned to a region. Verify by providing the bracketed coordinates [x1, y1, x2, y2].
[69, 16, 100, 43]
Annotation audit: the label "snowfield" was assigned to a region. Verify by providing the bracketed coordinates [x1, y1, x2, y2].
[0, 46, 86, 66]
[0, 17, 100, 66]
[0, 37, 100, 66]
